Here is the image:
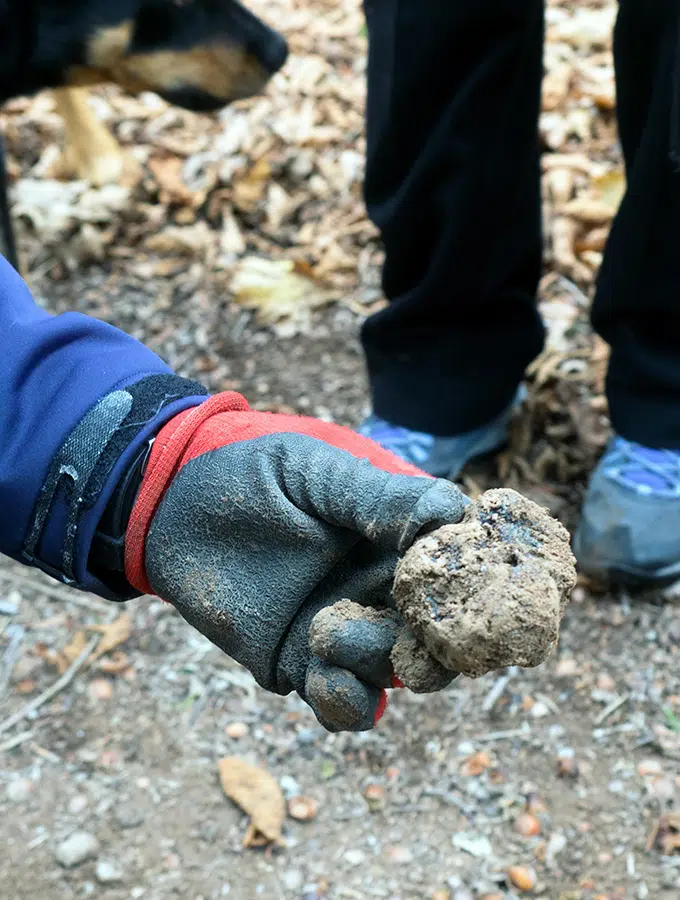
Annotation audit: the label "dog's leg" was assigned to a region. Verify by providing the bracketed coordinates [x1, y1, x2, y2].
[50, 87, 140, 187]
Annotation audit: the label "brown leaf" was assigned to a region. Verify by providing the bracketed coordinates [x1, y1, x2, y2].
[97, 651, 132, 675]
[218, 757, 285, 847]
[561, 197, 617, 225]
[34, 642, 69, 675]
[87, 613, 132, 663]
[232, 157, 272, 214]
[63, 631, 88, 665]
[231, 257, 334, 330]
[461, 751, 492, 777]
[148, 156, 202, 207]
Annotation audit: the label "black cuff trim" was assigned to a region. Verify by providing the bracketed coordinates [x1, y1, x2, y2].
[22, 374, 208, 587]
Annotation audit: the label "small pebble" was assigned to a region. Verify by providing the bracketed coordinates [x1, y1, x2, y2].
[89, 678, 113, 700]
[96, 859, 124, 883]
[650, 776, 676, 801]
[530, 700, 550, 719]
[281, 870, 303, 891]
[557, 752, 579, 779]
[225, 722, 249, 739]
[55, 831, 100, 868]
[452, 832, 492, 859]
[386, 845, 412, 864]
[288, 796, 318, 821]
[432, 891, 452, 900]
[68, 795, 88, 815]
[0, 599, 19, 616]
[115, 803, 145, 830]
[363, 782, 385, 812]
[6, 779, 33, 803]
[596, 673, 616, 692]
[554, 658, 579, 676]
[545, 832, 567, 867]
[515, 812, 541, 837]
[638, 759, 663, 777]
[280, 775, 301, 798]
[344, 849, 365, 867]
[296, 729, 318, 746]
[508, 865, 536, 892]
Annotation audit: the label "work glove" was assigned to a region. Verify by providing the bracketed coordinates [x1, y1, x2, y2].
[125, 392, 467, 731]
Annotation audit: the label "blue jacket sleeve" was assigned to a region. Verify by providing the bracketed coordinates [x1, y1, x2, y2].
[0, 256, 207, 595]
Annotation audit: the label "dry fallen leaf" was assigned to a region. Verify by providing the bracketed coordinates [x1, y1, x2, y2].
[97, 651, 132, 676]
[461, 751, 492, 777]
[148, 156, 202, 207]
[63, 631, 88, 666]
[232, 157, 272, 213]
[590, 168, 626, 214]
[218, 757, 285, 847]
[231, 256, 334, 331]
[87, 613, 132, 663]
[34, 642, 69, 675]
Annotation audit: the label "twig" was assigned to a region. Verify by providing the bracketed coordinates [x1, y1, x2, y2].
[0, 730, 33, 753]
[476, 723, 531, 743]
[482, 670, 515, 713]
[0, 635, 98, 736]
[535, 692, 562, 715]
[0, 623, 24, 697]
[594, 692, 630, 726]
[593, 722, 640, 740]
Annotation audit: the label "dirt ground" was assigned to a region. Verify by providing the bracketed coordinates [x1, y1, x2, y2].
[3, 1, 680, 899]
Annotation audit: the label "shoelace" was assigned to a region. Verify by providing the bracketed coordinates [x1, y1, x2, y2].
[605, 437, 680, 496]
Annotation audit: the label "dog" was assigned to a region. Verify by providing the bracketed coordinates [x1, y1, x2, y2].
[0, 0, 289, 267]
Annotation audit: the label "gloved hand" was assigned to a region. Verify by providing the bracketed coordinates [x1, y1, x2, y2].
[124, 392, 467, 731]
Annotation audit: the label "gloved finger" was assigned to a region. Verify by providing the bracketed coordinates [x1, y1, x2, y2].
[276, 436, 468, 553]
[308, 602, 402, 688]
[305, 659, 387, 733]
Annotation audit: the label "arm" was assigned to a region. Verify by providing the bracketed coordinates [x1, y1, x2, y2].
[0, 255, 466, 730]
[0, 256, 208, 597]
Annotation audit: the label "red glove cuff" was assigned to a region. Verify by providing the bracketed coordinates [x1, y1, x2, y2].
[124, 392, 250, 593]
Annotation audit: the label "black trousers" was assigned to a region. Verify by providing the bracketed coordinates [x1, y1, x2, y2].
[361, 0, 680, 448]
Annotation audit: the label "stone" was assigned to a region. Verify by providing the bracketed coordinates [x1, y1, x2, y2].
[55, 831, 100, 868]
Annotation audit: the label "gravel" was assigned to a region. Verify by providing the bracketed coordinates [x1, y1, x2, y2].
[54, 832, 100, 868]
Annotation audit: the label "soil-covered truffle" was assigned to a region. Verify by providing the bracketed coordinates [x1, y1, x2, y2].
[392, 489, 577, 679]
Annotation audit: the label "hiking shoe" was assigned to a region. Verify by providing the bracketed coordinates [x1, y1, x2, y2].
[574, 436, 680, 585]
[358, 388, 525, 479]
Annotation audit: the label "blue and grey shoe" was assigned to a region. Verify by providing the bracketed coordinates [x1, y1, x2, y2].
[574, 436, 680, 585]
[358, 388, 525, 479]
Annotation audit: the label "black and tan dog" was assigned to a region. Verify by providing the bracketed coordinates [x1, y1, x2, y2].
[0, 0, 288, 265]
